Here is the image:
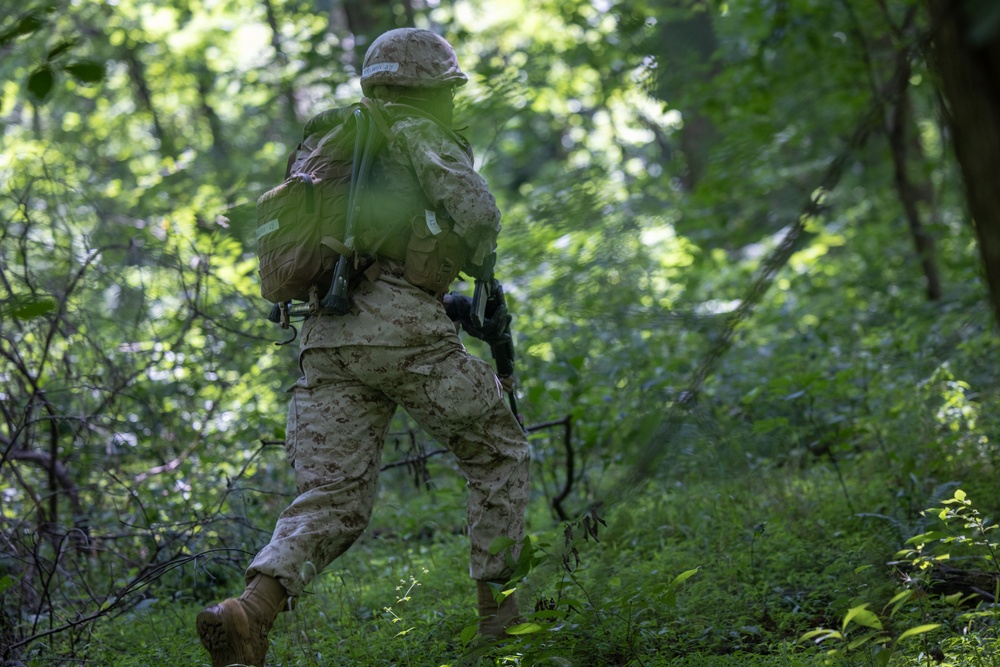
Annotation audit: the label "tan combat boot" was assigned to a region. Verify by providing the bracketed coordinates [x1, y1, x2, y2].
[476, 579, 521, 637]
[196, 574, 288, 667]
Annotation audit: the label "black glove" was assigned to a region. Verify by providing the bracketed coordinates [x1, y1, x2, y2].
[444, 292, 473, 323]
[443, 292, 510, 343]
[463, 302, 511, 343]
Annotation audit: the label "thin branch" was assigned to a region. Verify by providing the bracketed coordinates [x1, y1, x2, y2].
[379, 447, 447, 472]
[133, 399, 219, 484]
[531, 416, 574, 521]
[6, 449, 80, 510]
[3, 550, 238, 658]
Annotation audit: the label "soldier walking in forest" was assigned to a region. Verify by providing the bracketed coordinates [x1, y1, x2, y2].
[196, 28, 530, 667]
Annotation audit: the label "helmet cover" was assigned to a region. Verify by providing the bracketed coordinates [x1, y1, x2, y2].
[361, 28, 468, 95]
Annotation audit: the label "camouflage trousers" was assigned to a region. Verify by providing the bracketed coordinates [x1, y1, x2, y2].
[246, 337, 530, 597]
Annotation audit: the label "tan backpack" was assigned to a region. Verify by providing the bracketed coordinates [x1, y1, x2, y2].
[256, 99, 471, 318]
[256, 99, 395, 304]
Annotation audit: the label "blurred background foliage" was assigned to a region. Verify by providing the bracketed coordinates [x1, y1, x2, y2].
[2, 0, 999, 662]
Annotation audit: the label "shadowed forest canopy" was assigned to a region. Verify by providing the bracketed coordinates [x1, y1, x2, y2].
[2, 0, 1000, 665]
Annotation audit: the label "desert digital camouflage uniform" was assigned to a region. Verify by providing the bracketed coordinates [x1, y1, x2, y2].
[244, 100, 530, 599]
[197, 30, 525, 667]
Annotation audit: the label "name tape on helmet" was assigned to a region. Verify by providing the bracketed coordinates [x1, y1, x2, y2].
[363, 62, 400, 77]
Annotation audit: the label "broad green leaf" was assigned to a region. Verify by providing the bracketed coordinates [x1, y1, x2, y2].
[887, 589, 913, 617]
[6, 297, 56, 320]
[669, 567, 700, 587]
[847, 630, 883, 650]
[842, 604, 882, 632]
[27, 65, 54, 100]
[959, 610, 1000, 621]
[904, 530, 949, 545]
[506, 622, 545, 635]
[555, 597, 584, 608]
[634, 411, 662, 442]
[752, 416, 789, 434]
[47, 38, 77, 60]
[459, 624, 478, 647]
[0, 12, 45, 46]
[65, 61, 105, 83]
[488, 536, 517, 555]
[944, 490, 970, 506]
[895, 623, 941, 643]
[799, 628, 842, 644]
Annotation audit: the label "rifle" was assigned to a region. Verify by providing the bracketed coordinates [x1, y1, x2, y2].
[270, 105, 381, 331]
[471, 254, 523, 430]
[321, 107, 375, 315]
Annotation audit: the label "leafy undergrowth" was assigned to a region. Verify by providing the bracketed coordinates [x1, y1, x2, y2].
[25, 447, 1000, 667]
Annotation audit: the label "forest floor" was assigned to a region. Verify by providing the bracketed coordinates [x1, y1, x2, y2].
[37, 444, 1000, 667]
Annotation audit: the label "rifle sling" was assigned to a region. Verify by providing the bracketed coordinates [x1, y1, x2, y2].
[321, 235, 352, 257]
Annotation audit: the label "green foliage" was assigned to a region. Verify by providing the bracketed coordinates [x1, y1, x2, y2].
[2, 0, 1000, 665]
[797, 490, 1000, 667]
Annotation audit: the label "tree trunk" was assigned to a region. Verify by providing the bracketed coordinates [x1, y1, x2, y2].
[888, 57, 943, 301]
[125, 48, 175, 157]
[340, 0, 409, 66]
[927, 0, 1000, 326]
[196, 61, 227, 160]
[262, 0, 300, 125]
[649, 4, 719, 190]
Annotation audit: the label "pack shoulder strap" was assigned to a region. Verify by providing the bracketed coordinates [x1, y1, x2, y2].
[346, 99, 400, 260]
[360, 97, 395, 144]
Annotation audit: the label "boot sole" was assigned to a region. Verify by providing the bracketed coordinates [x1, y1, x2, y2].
[197, 607, 253, 667]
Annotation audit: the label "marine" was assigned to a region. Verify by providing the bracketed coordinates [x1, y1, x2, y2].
[196, 27, 530, 667]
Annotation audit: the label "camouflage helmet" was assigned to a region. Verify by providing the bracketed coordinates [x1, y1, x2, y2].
[361, 28, 468, 95]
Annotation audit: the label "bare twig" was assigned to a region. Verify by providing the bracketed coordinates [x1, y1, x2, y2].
[3, 549, 240, 658]
[527, 416, 574, 521]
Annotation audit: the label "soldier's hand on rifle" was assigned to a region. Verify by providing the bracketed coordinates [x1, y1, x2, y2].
[444, 292, 510, 344]
[465, 303, 510, 343]
[443, 292, 473, 324]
